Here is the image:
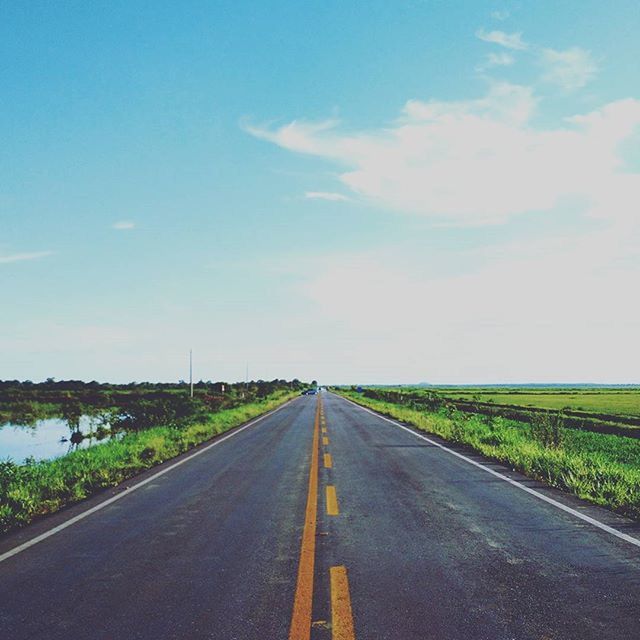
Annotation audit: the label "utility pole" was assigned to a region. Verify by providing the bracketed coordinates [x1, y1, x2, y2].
[245, 362, 249, 396]
[189, 349, 194, 399]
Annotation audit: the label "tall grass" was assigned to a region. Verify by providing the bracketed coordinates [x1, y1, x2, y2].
[0, 391, 296, 535]
[337, 390, 640, 521]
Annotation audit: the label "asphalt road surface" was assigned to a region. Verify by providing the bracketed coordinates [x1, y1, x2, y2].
[1, 392, 639, 639]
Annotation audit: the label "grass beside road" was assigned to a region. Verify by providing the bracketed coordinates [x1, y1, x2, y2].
[0, 391, 296, 535]
[337, 390, 640, 521]
[369, 387, 640, 436]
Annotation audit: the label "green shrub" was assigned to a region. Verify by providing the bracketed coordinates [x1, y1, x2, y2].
[530, 411, 564, 449]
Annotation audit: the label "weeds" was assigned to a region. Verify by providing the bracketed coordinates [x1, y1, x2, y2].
[530, 411, 564, 449]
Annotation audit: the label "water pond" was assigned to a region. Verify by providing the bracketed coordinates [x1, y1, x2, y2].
[0, 415, 112, 463]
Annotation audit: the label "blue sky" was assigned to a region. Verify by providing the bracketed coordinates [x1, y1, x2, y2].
[1, 1, 639, 384]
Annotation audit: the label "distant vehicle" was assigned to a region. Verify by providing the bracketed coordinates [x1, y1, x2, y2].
[301, 389, 317, 395]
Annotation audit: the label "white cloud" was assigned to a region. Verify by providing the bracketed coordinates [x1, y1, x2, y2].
[305, 191, 351, 202]
[476, 51, 515, 72]
[245, 119, 339, 154]
[540, 47, 598, 90]
[476, 28, 528, 50]
[244, 34, 639, 381]
[249, 83, 640, 226]
[486, 52, 515, 67]
[0, 251, 52, 265]
[491, 9, 510, 21]
[299, 229, 640, 382]
[401, 82, 538, 126]
[112, 221, 135, 230]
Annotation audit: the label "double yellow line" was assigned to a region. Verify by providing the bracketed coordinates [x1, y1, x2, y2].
[289, 395, 355, 640]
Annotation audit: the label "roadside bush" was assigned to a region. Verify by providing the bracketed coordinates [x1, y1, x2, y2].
[531, 411, 564, 449]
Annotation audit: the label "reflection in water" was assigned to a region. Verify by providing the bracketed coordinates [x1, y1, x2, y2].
[0, 413, 115, 463]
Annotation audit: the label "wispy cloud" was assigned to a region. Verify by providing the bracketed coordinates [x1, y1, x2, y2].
[477, 51, 515, 71]
[491, 9, 510, 21]
[476, 28, 528, 50]
[248, 85, 640, 226]
[0, 251, 52, 265]
[476, 26, 597, 91]
[243, 118, 339, 154]
[487, 52, 515, 66]
[112, 221, 135, 230]
[305, 191, 350, 202]
[540, 47, 598, 90]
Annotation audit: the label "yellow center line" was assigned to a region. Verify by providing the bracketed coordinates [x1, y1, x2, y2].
[322, 436, 329, 446]
[330, 566, 355, 640]
[326, 485, 339, 515]
[322, 427, 328, 434]
[289, 396, 321, 640]
[324, 453, 333, 468]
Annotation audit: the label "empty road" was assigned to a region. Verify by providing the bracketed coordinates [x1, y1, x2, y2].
[1, 392, 639, 639]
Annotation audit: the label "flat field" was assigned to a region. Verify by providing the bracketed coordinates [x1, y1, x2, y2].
[433, 388, 640, 416]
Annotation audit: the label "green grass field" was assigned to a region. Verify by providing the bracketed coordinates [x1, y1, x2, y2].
[434, 389, 640, 416]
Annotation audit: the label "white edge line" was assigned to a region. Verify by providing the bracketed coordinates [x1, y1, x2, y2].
[0, 398, 298, 564]
[339, 395, 640, 549]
